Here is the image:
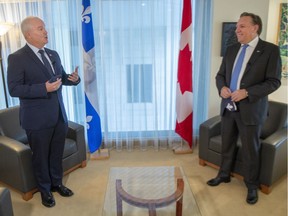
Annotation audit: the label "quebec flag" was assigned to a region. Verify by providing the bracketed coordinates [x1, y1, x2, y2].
[81, 0, 102, 153]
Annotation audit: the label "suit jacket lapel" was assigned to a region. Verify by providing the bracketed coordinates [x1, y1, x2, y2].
[24, 45, 52, 78]
[44, 49, 58, 75]
[227, 43, 241, 84]
[244, 39, 265, 74]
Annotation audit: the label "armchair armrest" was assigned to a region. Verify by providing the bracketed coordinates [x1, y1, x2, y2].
[0, 136, 36, 193]
[199, 115, 221, 160]
[259, 128, 287, 186]
[67, 121, 87, 163]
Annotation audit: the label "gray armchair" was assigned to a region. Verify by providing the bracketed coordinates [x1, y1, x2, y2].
[0, 106, 87, 201]
[199, 100, 287, 194]
[0, 187, 13, 216]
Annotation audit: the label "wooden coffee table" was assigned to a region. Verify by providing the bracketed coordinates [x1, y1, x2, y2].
[102, 166, 201, 216]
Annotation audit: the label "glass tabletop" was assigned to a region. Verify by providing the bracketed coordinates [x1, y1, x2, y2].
[102, 166, 201, 216]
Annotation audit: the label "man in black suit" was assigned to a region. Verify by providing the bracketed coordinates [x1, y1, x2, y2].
[207, 12, 281, 204]
[7, 16, 80, 207]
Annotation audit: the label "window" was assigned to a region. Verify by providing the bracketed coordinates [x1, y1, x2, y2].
[126, 64, 152, 103]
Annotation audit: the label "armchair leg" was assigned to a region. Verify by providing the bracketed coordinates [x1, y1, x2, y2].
[260, 185, 271, 194]
[22, 188, 38, 201]
[199, 159, 220, 170]
[81, 160, 87, 168]
[199, 158, 207, 166]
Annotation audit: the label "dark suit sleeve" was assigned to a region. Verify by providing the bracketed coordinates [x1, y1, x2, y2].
[245, 44, 281, 103]
[7, 53, 48, 99]
[215, 55, 227, 95]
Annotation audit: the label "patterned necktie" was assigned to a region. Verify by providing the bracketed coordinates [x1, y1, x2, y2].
[38, 49, 54, 75]
[230, 44, 249, 92]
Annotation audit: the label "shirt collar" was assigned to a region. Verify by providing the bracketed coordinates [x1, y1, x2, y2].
[244, 36, 259, 48]
[26, 42, 45, 55]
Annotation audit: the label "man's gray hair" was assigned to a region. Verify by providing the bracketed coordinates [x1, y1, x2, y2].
[20, 16, 38, 35]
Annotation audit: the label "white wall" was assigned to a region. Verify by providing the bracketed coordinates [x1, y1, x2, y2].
[208, 0, 287, 118]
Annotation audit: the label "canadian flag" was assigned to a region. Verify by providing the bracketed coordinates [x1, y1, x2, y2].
[175, 0, 193, 148]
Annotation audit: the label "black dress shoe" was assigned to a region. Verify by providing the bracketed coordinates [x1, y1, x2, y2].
[41, 192, 55, 208]
[51, 185, 74, 197]
[207, 176, 231, 186]
[246, 189, 258, 204]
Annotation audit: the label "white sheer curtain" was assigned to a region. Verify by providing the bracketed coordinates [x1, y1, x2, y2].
[0, 0, 212, 152]
[193, 0, 213, 137]
[92, 0, 183, 151]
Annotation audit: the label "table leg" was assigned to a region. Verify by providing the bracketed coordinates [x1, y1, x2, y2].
[116, 187, 123, 216]
[148, 203, 157, 216]
[176, 196, 183, 216]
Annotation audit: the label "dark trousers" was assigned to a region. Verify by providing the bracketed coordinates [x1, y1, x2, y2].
[218, 110, 262, 190]
[26, 116, 68, 193]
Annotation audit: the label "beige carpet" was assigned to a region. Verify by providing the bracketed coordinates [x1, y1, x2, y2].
[4, 146, 287, 216]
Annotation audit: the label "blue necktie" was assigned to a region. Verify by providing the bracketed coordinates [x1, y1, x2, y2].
[38, 49, 54, 75]
[230, 44, 249, 92]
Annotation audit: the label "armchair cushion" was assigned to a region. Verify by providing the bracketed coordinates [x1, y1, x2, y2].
[63, 138, 78, 158]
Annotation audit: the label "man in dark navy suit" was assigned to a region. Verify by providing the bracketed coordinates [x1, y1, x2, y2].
[7, 16, 80, 207]
[207, 12, 281, 204]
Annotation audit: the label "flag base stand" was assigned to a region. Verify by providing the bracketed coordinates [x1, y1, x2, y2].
[172, 140, 193, 154]
[89, 148, 110, 160]
[173, 146, 193, 154]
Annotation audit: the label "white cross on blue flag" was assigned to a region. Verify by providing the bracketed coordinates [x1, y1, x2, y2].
[81, 0, 102, 153]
